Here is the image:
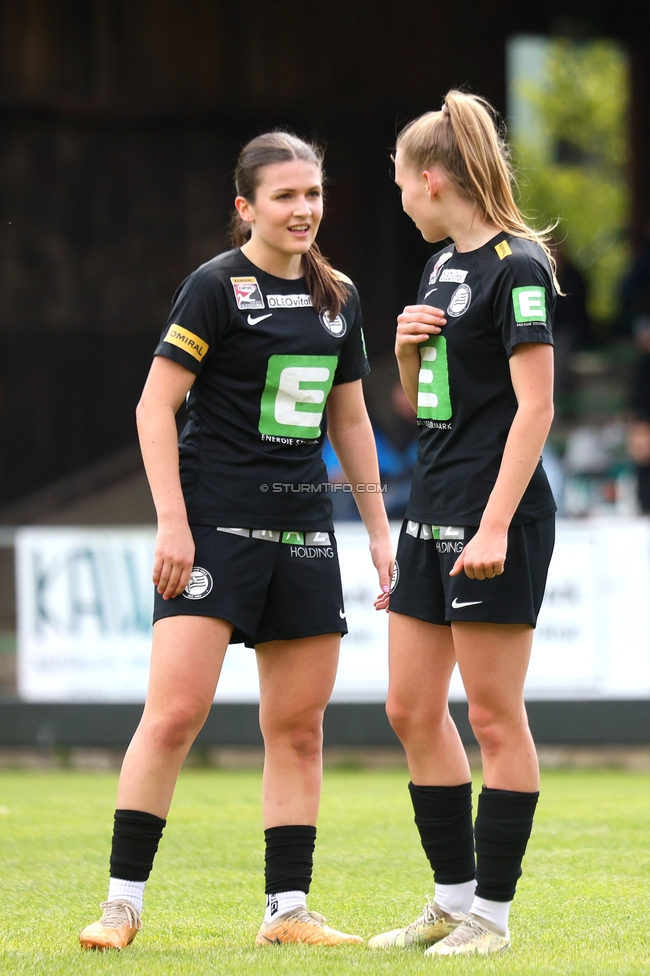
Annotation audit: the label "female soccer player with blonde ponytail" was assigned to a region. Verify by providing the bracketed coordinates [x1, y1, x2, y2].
[369, 91, 557, 956]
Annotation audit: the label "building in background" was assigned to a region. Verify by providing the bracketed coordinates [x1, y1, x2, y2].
[0, 1, 649, 514]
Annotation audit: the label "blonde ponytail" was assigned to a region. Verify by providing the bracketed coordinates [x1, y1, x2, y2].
[396, 91, 560, 292]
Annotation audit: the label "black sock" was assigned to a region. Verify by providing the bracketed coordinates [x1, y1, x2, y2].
[109, 809, 167, 882]
[408, 782, 476, 884]
[264, 825, 316, 895]
[474, 787, 539, 902]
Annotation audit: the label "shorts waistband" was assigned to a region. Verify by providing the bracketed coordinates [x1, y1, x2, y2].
[216, 527, 332, 545]
[405, 521, 465, 541]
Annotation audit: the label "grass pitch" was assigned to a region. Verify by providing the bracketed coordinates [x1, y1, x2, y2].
[0, 767, 648, 975]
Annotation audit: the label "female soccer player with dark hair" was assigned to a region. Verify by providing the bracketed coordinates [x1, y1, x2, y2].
[80, 131, 392, 950]
[368, 91, 557, 956]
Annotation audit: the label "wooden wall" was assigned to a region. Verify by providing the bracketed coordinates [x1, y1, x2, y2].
[0, 0, 648, 507]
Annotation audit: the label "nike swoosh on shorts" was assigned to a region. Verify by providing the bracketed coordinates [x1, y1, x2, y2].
[451, 598, 483, 609]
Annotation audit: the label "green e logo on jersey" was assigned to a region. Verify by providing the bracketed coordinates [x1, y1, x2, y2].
[259, 355, 337, 438]
[512, 286, 546, 322]
[417, 336, 452, 420]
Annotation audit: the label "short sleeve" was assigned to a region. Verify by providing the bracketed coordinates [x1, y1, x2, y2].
[333, 284, 371, 385]
[492, 251, 555, 357]
[154, 268, 228, 375]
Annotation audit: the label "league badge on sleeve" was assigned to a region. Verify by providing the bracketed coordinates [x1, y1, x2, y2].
[230, 276, 265, 310]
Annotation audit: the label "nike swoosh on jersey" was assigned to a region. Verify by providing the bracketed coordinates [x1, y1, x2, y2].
[247, 313, 272, 325]
[424, 288, 437, 299]
[339, 609, 346, 619]
[451, 598, 483, 609]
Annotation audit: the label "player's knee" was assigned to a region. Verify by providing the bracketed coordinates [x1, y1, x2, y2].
[288, 722, 322, 760]
[386, 696, 439, 744]
[385, 696, 412, 741]
[147, 701, 207, 752]
[467, 703, 511, 753]
[262, 708, 323, 760]
[388, 685, 450, 736]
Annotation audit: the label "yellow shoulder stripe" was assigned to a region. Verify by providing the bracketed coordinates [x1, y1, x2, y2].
[164, 325, 209, 362]
[332, 269, 353, 284]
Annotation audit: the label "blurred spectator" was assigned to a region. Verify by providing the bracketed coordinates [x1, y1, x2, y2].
[619, 226, 650, 336]
[627, 419, 650, 512]
[551, 244, 594, 409]
[541, 444, 566, 516]
[321, 436, 360, 521]
[562, 420, 632, 517]
[323, 380, 418, 521]
[630, 318, 650, 421]
[628, 320, 650, 513]
[621, 228, 650, 513]
[373, 382, 419, 519]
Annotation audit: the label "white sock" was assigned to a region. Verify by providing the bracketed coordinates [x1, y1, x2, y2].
[264, 890, 307, 924]
[470, 895, 511, 936]
[434, 879, 476, 916]
[107, 877, 146, 914]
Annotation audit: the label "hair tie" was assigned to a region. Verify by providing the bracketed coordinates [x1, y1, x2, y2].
[441, 103, 450, 117]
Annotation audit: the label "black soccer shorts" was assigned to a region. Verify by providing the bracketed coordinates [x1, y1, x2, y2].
[152, 524, 347, 647]
[389, 513, 555, 626]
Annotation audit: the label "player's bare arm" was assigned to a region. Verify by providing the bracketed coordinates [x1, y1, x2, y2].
[136, 356, 196, 601]
[395, 304, 446, 410]
[326, 379, 394, 610]
[450, 343, 554, 580]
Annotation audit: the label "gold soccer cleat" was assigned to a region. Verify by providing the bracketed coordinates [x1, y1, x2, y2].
[368, 898, 463, 948]
[424, 912, 510, 956]
[79, 899, 142, 951]
[255, 907, 364, 946]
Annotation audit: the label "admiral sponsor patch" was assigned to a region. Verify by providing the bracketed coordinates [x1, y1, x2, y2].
[447, 284, 472, 317]
[429, 251, 453, 284]
[495, 240, 512, 260]
[440, 268, 468, 284]
[230, 276, 265, 310]
[267, 294, 313, 308]
[164, 325, 209, 362]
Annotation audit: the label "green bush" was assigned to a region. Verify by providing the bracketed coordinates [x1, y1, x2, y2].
[512, 39, 630, 330]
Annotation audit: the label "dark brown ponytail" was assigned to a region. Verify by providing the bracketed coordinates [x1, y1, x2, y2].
[230, 131, 349, 318]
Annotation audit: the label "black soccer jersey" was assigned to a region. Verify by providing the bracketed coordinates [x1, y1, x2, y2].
[406, 232, 557, 526]
[154, 248, 369, 530]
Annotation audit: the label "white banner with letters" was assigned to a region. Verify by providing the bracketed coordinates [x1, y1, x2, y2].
[16, 520, 650, 702]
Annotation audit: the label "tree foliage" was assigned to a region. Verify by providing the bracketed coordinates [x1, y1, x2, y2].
[512, 39, 630, 327]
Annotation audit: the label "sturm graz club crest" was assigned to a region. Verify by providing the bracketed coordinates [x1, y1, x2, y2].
[183, 566, 213, 600]
[319, 309, 347, 338]
[447, 284, 472, 317]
